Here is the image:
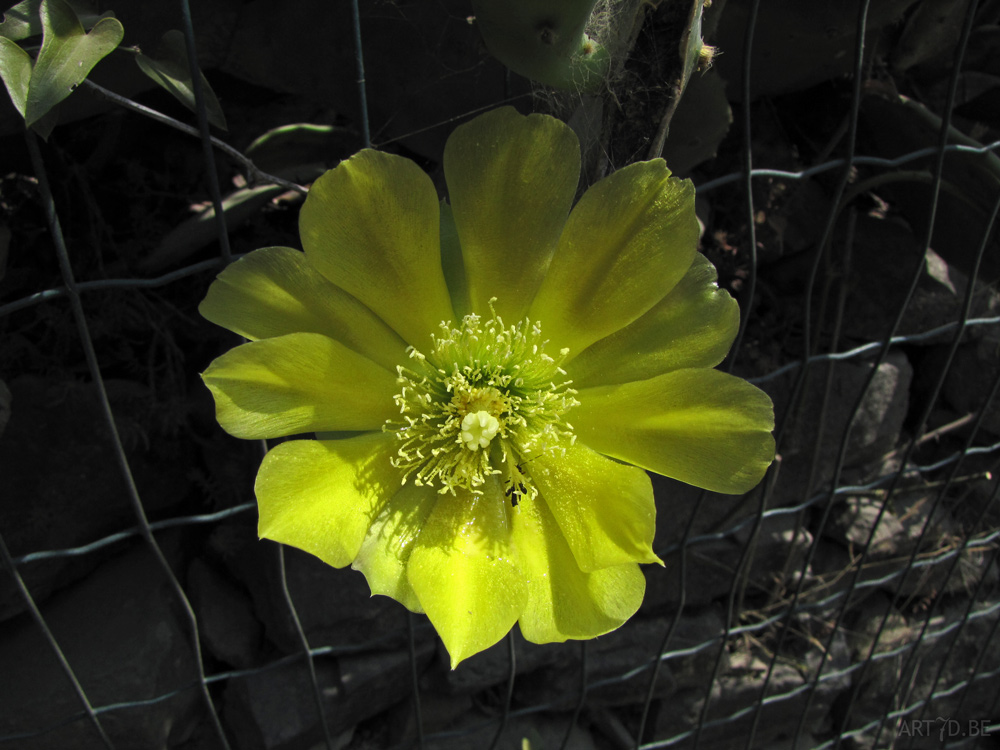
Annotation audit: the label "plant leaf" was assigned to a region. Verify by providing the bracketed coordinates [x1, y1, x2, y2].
[0, 36, 32, 116]
[135, 29, 226, 131]
[0, 0, 41, 41]
[1, 0, 109, 42]
[141, 184, 288, 272]
[245, 122, 354, 181]
[29, 99, 59, 139]
[24, 0, 123, 127]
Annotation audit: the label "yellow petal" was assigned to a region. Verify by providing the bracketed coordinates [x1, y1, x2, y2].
[566, 253, 739, 387]
[198, 246, 407, 371]
[574, 369, 775, 494]
[352, 483, 438, 613]
[255, 434, 401, 568]
[529, 160, 699, 354]
[299, 150, 455, 348]
[529, 443, 661, 572]
[439, 200, 469, 319]
[406, 479, 527, 668]
[512, 494, 645, 644]
[444, 106, 580, 322]
[202, 332, 399, 438]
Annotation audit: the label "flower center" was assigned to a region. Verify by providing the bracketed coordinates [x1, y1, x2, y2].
[385, 307, 578, 501]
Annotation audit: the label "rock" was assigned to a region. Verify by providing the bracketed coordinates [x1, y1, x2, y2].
[941, 336, 1000, 437]
[806, 539, 871, 614]
[857, 95, 1000, 284]
[644, 537, 742, 612]
[187, 557, 263, 669]
[420, 709, 597, 750]
[0, 377, 194, 622]
[844, 594, 912, 698]
[738, 511, 815, 595]
[837, 596, 1000, 747]
[515, 609, 725, 710]
[831, 218, 1000, 345]
[829, 494, 908, 554]
[224, 657, 341, 750]
[426, 625, 574, 695]
[808, 520, 996, 614]
[652, 476, 759, 550]
[763, 349, 913, 508]
[765, 217, 1000, 347]
[828, 478, 962, 552]
[646, 477, 768, 611]
[215, 519, 411, 655]
[820, 480, 993, 601]
[653, 629, 851, 750]
[224, 642, 434, 749]
[0, 379, 10, 437]
[646, 506, 814, 613]
[303, 734, 353, 750]
[382, 688, 475, 747]
[0, 545, 206, 749]
[867, 539, 997, 601]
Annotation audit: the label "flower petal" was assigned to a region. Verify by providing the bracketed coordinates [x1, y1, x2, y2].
[444, 106, 580, 322]
[529, 160, 699, 354]
[407, 479, 527, 668]
[566, 253, 739, 387]
[513, 494, 645, 644]
[528, 443, 661, 572]
[299, 150, 455, 348]
[352, 483, 438, 613]
[202, 332, 399, 438]
[198, 246, 408, 371]
[439, 200, 469, 319]
[574, 369, 775, 494]
[255, 433, 401, 568]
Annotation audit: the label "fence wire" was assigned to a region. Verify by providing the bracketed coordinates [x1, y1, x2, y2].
[2, 0, 999, 749]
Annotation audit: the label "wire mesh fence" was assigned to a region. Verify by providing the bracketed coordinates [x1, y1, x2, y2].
[1, 0, 999, 749]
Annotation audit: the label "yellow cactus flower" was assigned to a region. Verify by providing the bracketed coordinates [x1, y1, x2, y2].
[199, 107, 774, 668]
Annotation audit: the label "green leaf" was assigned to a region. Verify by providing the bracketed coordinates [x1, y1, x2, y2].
[0, 0, 107, 41]
[28, 98, 58, 139]
[245, 122, 354, 182]
[0, 36, 31, 116]
[141, 183, 287, 272]
[135, 29, 227, 131]
[0, 0, 41, 41]
[24, 0, 123, 127]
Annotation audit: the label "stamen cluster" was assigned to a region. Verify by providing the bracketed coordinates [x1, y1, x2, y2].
[385, 308, 579, 500]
